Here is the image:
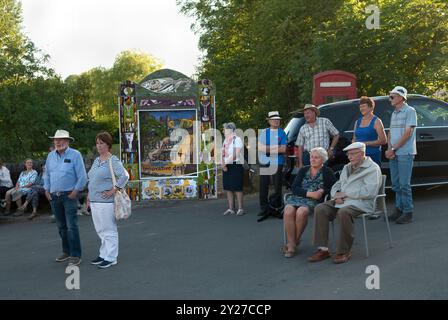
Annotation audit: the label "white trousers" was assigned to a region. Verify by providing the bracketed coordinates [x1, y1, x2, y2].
[91, 202, 118, 262]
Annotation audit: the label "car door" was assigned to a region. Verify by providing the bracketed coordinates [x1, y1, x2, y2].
[410, 97, 448, 184]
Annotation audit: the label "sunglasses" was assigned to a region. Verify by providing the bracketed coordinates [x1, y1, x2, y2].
[389, 95, 399, 100]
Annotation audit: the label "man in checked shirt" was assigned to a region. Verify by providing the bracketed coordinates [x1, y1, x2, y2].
[295, 104, 340, 168]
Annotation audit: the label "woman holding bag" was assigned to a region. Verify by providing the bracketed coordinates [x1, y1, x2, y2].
[87, 132, 129, 269]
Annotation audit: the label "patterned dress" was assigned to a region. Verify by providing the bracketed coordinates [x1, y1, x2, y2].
[285, 168, 324, 211]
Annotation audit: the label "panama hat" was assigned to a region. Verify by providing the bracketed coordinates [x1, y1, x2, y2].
[303, 104, 320, 116]
[49, 130, 74, 141]
[266, 111, 282, 120]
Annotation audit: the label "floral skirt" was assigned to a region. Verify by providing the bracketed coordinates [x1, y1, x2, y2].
[284, 194, 317, 212]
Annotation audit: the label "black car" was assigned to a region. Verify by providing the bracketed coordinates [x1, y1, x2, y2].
[283, 94, 448, 187]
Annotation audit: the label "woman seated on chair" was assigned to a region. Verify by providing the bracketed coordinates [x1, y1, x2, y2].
[282, 147, 336, 258]
[4, 159, 38, 216]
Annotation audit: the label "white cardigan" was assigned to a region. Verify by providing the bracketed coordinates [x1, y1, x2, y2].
[0, 166, 13, 188]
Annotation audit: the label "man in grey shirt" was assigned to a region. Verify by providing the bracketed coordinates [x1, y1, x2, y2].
[385, 86, 417, 224]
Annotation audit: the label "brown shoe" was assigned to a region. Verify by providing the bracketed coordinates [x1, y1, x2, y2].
[27, 212, 38, 220]
[333, 252, 352, 264]
[308, 249, 331, 262]
[55, 253, 70, 262]
[68, 257, 82, 267]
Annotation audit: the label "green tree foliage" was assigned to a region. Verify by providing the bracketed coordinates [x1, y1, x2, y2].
[179, 0, 448, 129]
[0, 77, 71, 161]
[85, 50, 162, 128]
[64, 50, 163, 145]
[0, 0, 70, 162]
[0, 0, 52, 83]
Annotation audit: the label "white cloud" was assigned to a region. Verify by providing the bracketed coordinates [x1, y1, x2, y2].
[20, 0, 201, 79]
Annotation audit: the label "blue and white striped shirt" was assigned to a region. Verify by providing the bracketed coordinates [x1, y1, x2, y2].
[87, 155, 129, 203]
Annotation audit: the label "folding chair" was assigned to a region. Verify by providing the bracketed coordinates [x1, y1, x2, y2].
[358, 174, 393, 257]
[329, 174, 393, 257]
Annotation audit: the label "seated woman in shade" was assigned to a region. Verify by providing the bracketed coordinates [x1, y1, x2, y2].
[17, 163, 46, 220]
[0, 160, 13, 203]
[4, 159, 38, 216]
[281, 147, 336, 258]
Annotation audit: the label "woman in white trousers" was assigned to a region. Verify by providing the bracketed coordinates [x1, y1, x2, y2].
[87, 132, 129, 268]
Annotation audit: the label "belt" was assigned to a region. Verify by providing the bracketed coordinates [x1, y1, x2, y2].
[51, 191, 71, 197]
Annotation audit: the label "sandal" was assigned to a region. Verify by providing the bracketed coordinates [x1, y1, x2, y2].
[223, 209, 235, 216]
[284, 249, 296, 258]
[281, 245, 296, 258]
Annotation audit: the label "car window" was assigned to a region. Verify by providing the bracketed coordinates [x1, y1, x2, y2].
[372, 99, 393, 128]
[320, 101, 359, 133]
[410, 98, 448, 127]
[284, 117, 305, 143]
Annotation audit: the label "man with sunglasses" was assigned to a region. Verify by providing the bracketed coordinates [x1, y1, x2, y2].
[385, 86, 417, 224]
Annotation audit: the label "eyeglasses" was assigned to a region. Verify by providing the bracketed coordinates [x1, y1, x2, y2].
[389, 95, 398, 100]
[347, 151, 363, 157]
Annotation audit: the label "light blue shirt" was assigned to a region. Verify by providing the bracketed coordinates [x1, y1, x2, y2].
[17, 170, 38, 193]
[390, 103, 417, 155]
[44, 147, 88, 193]
[87, 155, 129, 203]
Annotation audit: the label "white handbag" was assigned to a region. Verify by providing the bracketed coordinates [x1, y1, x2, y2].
[109, 158, 131, 220]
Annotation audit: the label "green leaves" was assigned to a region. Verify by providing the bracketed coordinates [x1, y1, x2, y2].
[0, 1, 164, 161]
[179, 0, 448, 129]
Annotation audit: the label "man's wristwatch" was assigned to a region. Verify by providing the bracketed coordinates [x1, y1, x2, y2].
[391, 147, 396, 152]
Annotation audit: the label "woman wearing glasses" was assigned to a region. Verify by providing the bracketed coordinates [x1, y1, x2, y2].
[352, 96, 387, 166]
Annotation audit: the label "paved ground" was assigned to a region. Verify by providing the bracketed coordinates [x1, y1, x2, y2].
[1, 186, 448, 300]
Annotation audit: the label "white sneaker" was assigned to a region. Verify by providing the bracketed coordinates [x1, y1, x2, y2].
[236, 209, 245, 216]
[223, 209, 235, 216]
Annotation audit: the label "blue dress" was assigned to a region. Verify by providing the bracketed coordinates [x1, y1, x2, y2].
[355, 115, 381, 166]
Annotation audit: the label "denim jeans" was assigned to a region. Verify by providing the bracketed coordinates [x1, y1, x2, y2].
[389, 155, 414, 214]
[51, 192, 81, 258]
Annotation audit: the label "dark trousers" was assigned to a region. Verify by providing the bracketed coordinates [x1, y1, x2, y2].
[259, 164, 283, 212]
[0, 186, 12, 200]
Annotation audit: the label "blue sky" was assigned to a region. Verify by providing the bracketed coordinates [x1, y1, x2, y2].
[20, 0, 201, 79]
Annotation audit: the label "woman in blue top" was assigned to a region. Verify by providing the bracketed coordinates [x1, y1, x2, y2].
[353, 96, 387, 166]
[87, 132, 129, 268]
[5, 159, 38, 215]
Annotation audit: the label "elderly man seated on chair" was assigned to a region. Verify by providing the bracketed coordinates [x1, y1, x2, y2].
[308, 142, 382, 264]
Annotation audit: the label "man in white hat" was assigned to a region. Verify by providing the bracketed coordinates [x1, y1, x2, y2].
[257, 111, 287, 218]
[295, 104, 339, 168]
[308, 142, 381, 264]
[385, 86, 417, 224]
[44, 130, 88, 266]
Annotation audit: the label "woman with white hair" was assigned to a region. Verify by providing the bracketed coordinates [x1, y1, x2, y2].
[4, 159, 38, 216]
[222, 122, 245, 216]
[282, 147, 336, 258]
